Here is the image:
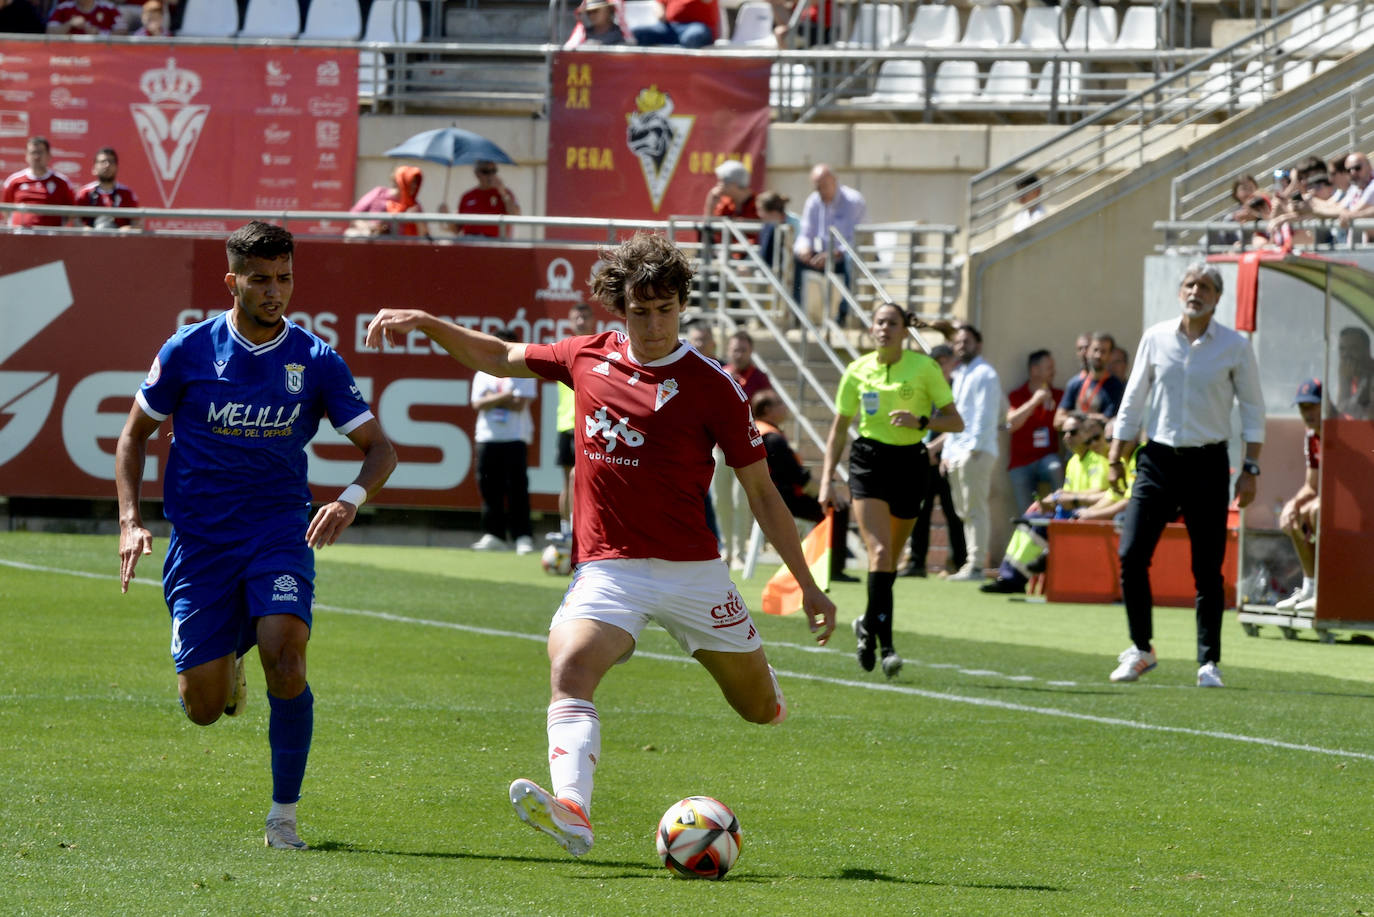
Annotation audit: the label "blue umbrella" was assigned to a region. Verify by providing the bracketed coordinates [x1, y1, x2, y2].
[384, 127, 515, 201]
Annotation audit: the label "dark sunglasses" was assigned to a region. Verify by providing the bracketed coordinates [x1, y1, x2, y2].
[476, 167, 497, 175]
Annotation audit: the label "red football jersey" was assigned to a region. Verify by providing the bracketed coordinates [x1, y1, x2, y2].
[524, 331, 764, 563]
[2, 169, 76, 227]
[75, 181, 139, 227]
[457, 187, 515, 237]
[46, 0, 123, 33]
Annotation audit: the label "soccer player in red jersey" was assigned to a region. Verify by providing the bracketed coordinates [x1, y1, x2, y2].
[365, 232, 835, 858]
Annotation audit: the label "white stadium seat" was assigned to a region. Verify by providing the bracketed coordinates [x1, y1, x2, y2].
[1064, 5, 1117, 51]
[238, 0, 300, 38]
[842, 2, 903, 48]
[722, 0, 776, 47]
[903, 4, 959, 47]
[932, 60, 980, 104]
[1016, 6, 1062, 49]
[302, 0, 363, 40]
[1115, 6, 1159, 50]
[982, 59, 1032, 103]
[959, 5, 1015, 48]
[177, 0, 239, 37]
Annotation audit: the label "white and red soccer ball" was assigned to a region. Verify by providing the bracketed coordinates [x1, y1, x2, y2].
[655, 796, 740, 880]
[540, 542, 572, 576]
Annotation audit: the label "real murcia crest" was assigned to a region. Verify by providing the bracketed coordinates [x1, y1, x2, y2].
[625, 85, 693, 213]
[654, 378, 679, 411]
[284, 362, 304, 394]
[130, 58, 210, 207]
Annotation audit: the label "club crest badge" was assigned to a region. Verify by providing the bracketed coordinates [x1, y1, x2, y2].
[625, 85, 693, 213]
[654, 378, 679, 411]
[130, 58, 210, 207]
[285, 363, 304, 394]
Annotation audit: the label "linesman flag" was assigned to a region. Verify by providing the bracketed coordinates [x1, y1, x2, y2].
[760, 510, 833, 616]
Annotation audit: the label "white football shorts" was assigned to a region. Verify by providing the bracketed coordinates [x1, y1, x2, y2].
[551, 558, 762, 659]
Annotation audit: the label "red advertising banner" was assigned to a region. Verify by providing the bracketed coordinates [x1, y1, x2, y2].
[0, 235, 619, 511]
[0, 41, 357, 234]
[547, 51, 770, 220]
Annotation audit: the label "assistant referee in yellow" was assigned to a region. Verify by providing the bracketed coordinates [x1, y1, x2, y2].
[820, 303, 964, 678]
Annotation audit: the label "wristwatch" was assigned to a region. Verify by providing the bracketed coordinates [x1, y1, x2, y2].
[1242, 460, 1261, 476]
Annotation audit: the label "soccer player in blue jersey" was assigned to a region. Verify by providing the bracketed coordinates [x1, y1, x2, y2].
[115, 221, 396, 850]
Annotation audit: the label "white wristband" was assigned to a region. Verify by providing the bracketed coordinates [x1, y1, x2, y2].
[339, 484, 367, 508]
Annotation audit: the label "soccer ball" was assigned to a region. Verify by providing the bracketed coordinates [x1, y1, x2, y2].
[540, 542, 572, 576]
[655, 796, 741, 880]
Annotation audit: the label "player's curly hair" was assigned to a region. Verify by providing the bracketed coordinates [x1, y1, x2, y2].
[226, 220, 294, 272]
[590, 232, 694, 316]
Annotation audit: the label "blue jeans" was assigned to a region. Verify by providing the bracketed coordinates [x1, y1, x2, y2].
[1007, 453, 1065, 515]
[631, 21, 713, 47]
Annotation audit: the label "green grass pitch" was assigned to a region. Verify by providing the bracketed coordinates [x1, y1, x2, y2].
[2, 531, 1373, 915]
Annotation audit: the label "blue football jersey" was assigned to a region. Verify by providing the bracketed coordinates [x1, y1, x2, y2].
[137, 313, 373, 543]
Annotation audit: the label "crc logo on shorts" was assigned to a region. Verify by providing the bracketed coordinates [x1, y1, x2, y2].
[710, 590, 748, 630]
[284, 363, 304, 394]
[272, 574, 299, 602]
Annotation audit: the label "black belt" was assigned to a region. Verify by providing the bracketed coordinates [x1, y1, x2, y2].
[1148, 440, 1226, 455]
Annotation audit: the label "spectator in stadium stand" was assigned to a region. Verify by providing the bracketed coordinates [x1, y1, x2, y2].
[770, 0, 833, 47]
[46, 0, 126, 33]
[364, 232, 836, 860]
[469, 328, 539, 556]
[1268, 156, 1336, 248]
[133, 0, 170, 35]
[899, 343, 966, 578]
[980, 413, 1130, 595]
[2, 136, 76, 228]
[75, 147, 141, 231]
[941, 323, 1001, 582]
[1107, 261, 1264, 688]
[1073, 332, 1090, 372]
[1012, 174, 1047, 233]
[723, 330, 772, 399]
[630, 0, 720, 47]
[1055, 331, 1124, 430]
[793, 163, 866, 326]
[1335, 326, 1374, 420]
[1108, 345, 1129, 383]
[756, 189, 799, 274]
[1274, 378, 1322, 613]
[116, 221, 397, 851]
[704, 160, 759, 225]
[820, 304, 963, 677]
[553, 303, 595, 544]
[563, 0, 627, 48]
[0, 0, 45, 33]
[454, 159, 521, 238]
[1307, 152, 1374, 241]
[347, 165, 425, 238]
[751, 389, 856, 582]
[1004, 348, 1065, 517]
[1327, 155, 1351, 204]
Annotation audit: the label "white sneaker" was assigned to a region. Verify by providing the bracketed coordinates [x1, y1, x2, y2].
[1294, 594, 1317, 612]
[1109, 645, 1157, 682]
[1275, 580, 1314, 610]
[509, 778, 593, 856]
[1197, 662, 1225, 688]
[514, 536, 535, 555]
[945, 565, 984, 582]
[471, 534, 509, 551]
[224, 654, 247, 717]
[264, 816, 309, 849]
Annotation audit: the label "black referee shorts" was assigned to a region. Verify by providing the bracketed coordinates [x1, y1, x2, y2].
[556, 429, 575, 469]
[848, 437, 928, 520]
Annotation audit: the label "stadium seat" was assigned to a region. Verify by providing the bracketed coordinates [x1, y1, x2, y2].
[1309, 2, 1358, 54]
[854, 59, 926, 104]
[903, 4, 959, 47]
[1064, 5, 1117, 51]
[1114, 5, 1158, 50]
[622, 0, 661, 31]
[1016, 6, 1062, 49]
[1284, 4, 1325, 51]
[1031, 61, 1081, 106]
[302, 0, 362, 39]
[932, 60, 980, 104]
[982, 59, 1032, 103]
[177, 0, 240, 37]
[721, 0, 776, 46]
[1238, 60, 1270, 106]
[770, 62, 813, 109]
[959, 5, 1015, 48]
[841, 2, 903, 48]
[1280, 58, 1314, 91]
[238, 0, 300, 37]
[363, 0, 424, 41]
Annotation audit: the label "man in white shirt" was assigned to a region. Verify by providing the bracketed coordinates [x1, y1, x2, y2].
[792, 164, 866, 326]
[1106, 262, 1264, 688]
[941, 324, 1002, 581]
[471, 328, 539, 554]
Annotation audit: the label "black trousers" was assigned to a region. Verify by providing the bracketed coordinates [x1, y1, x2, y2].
[1118, 440, 1231, 665]
[910, 460, 966, 572]
[476, 440, 532, 542]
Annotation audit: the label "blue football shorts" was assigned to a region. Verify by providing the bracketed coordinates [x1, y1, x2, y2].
[162, 527, 315, 673]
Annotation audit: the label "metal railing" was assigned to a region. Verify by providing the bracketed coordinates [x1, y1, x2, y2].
[1155, 217, 1374, 252]
[967, 0, 1366, 250]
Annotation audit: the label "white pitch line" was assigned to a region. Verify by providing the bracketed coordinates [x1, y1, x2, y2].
[5, 557, 1372, 762]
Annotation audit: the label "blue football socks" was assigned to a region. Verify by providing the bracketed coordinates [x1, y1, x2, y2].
[268, 685, 314, 804]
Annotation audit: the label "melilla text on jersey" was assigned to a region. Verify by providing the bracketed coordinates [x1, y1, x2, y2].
[208, 400, 301, 438]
